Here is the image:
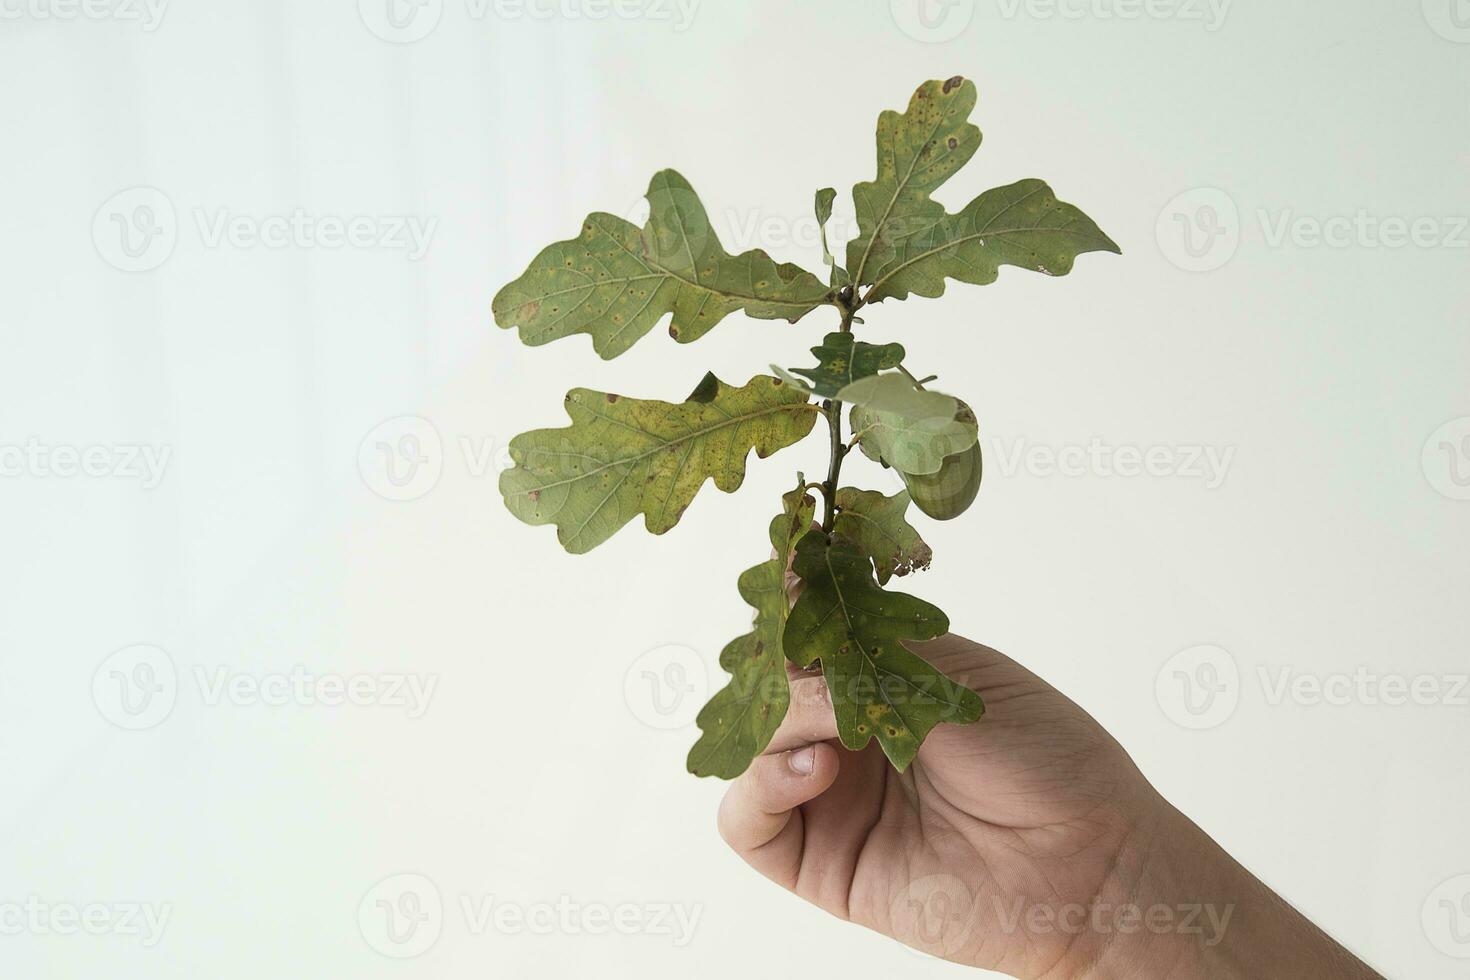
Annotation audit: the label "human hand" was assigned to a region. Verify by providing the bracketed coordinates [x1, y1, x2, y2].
[715, 632, 1381, 979]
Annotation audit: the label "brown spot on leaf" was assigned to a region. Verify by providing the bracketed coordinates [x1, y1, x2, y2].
[605, 393, 619, 402]
[528, 490, 540, 502]
[947, 137, 958, 149]
[943, 75, 963, 93]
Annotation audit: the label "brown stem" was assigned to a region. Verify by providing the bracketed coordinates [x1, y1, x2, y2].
[820, 289, 861, 532]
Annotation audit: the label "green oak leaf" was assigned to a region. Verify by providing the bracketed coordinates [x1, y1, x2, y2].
[784, 533, 984, 770]
[847, 76, 983, 289]
[845, 77, 1118, 303]
[833, 488, 932, 584]
[788, 332, 906, 398]
[863, 178, 1121, 304]
[494, 169, 833, 360]
[839, 373, 978, 476]
[688, 486, 816, 779]
[500, 374, 818, 554]
[814, 187, 849, 286]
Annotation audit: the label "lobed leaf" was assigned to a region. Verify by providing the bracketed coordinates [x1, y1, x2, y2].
[840, 373, 978, 476]
[787, 332, 906, 399]
[688, 487, 816, 779]
[845, 77, 1118, 304]
[500, 374, 818, 554]
[833, 488, 932, 584]
[494, 170, 833, 360]
[863, 178, 1121, 304]
[847, 77, 982, 289]
[784, 533, 984, 770]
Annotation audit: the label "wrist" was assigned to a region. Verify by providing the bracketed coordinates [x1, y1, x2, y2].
[1063, 795, 1380, 980]
[1019, 795, 1224, 980]
[1075, 799, 1250, 979]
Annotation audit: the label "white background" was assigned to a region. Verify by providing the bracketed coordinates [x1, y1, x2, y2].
[2, 0, 1468, 977]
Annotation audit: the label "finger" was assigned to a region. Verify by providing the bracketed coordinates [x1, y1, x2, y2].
[717, 743, 840, 887]
[765, 670, 839, 754]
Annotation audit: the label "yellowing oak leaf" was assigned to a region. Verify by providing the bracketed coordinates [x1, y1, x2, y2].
[688, 487, 815, 779]
[494, 169, 834, 360]
[500, 374, 818, 554]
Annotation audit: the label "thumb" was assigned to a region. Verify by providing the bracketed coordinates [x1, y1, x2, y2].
[717, 742, 840, 890]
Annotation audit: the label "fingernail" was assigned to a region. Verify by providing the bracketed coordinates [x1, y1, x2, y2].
[788, 745, 816, 775]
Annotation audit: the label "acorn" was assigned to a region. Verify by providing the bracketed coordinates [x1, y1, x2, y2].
[900, 400, 981, 521]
